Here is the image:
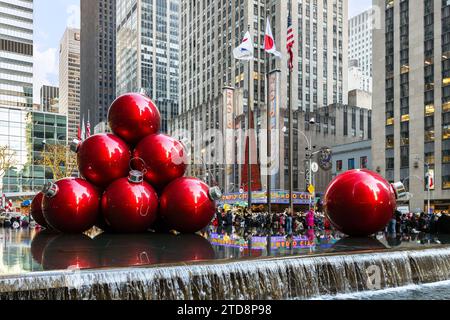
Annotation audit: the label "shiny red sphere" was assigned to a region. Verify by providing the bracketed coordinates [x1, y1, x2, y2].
[31, 192, 50, 229]
[101, 178, 159, 233]
[133, 134, 188, 190]
[108, 93, 161, 145]
[77, 133, 131, 188]
[42, 178, 101, 233]
[324, 170, 397, 237]
[159, 177, 215, 233]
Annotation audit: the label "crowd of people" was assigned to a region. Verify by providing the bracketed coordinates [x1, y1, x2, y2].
[213, 206, 332, 236]
[388, 210, 450, 235]
[213, 205, 450, 238]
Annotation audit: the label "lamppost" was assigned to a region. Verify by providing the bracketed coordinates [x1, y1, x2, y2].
[414, 157, 432, 214]
[282, 117, 318, 210]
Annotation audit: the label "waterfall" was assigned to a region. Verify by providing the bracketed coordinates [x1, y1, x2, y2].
[2, 247, 450, 300]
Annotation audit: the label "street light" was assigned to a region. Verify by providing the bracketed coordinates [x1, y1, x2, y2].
[282, 118, 318, 210]
[414, 157, 432, 215]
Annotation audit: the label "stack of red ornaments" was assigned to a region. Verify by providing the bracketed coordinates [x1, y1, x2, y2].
[30, 92, 222, 234]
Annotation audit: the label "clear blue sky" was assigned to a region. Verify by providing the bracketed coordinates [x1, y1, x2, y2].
[32, 0, 371, 103]
[33, 0, 79, 103]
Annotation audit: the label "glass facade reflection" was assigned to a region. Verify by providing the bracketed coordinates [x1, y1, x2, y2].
[0, 107, 67, 194]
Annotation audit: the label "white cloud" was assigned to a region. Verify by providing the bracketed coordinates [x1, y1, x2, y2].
[66, 4, 80, 29]
[33, 45, 58, 104]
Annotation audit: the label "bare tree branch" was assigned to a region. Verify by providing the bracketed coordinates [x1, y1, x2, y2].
[0, 145, 17, 179]
[36, 144, 77, 180]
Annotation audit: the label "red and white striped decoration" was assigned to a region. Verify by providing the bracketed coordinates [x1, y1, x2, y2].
[286, 12, 295, 70]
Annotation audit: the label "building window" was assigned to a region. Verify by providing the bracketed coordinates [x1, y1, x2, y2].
[360, 156, 368, 169]
[336, 160, 343, 172]
[348, 158, 355, 170]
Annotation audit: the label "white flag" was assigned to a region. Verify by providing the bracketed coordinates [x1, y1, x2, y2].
[233, 31, 254, 61]
[81, 117, 86, 141]
[264, 17, 282, 58]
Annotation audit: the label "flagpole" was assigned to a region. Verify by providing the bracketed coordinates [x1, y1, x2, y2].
[247, 23, 252, 211]
[288, 4, 294, 215]
[266, 11, 272, 217]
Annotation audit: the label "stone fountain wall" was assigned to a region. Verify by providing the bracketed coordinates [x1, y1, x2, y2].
[2, 247, 450, 300]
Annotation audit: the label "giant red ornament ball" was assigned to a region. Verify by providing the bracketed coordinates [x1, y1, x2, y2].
[77, 133, 131, 188]
[101, 171, 159, 233]
[324, 169, 401, 237]
[133, 134, 188, 190]
[31, 192, 51, 229]
[42, 178, 100, 233]
[108, 92, 161, 145]
[159, 177, 220, 233]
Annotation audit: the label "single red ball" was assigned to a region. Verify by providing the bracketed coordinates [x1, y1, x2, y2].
[41, 234, 101, 270]
[31, 192, 50, 229]
[108, 92, 161, 145]
[42, 178, 100, 233]
[159, 177, 216, 233]
[324, 170, 397, 237]
[133, 134, 188, 190]
[101, 177, 159, 233]
[77, 133, 131, 188]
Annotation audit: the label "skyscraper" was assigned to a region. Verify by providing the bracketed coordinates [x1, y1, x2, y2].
[0, 0, 33, 195]
[348, 8, 373, 92]
[373, 0, 450, 212]
[171, 0, 348, 192]
[59, 28, 81, 142]
[80, 0, 116, 131]
[116, 0, 180, 133]
[0, 0, 33, 110]
[40, 85, 59, 112]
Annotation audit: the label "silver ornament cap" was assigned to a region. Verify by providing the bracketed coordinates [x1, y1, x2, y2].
[42, 181, 59, 198]
[209, 186, 223, 201]
[70, 139, 82, 153]
[391, 181, 407, 200]
[128, 170, 144, 184]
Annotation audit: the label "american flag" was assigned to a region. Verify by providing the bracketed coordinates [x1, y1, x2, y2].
[86, 121, 91, 138]
[286, 12, 295, 71]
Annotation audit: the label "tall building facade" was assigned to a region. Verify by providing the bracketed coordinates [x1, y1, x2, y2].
[0, 0, 33, 110]
[373, 0, 450, 212]
[80, 0, 116, 129]
[349, 8, 373, 86]
[0, 0, 33, 195]
[40, 85, 59, 112]
[59, 28, 81, 142]
[172, 0, 348, 193]
[116, 0, 179, 133]
[0, 107, 67, 195]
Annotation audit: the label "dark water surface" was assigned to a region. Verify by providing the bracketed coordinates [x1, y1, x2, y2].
[1, 226, 448, 276]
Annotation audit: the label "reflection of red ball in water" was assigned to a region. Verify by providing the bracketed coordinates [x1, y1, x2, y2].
[77, 134, 131, 188]
[159, 178, 217, 233]
[133, 134, 187, 190]
[41, 234, 101, 270]
[101, 174, 159, 233]
[156, 234, 215, 264]
[108, 93, 161, 145]
[42, 178, 100, 233]
[31, 230, 59, 264]
[31, 192, 50, 229]
[95, 234, 158, 268]
[324, 170, 399, 237]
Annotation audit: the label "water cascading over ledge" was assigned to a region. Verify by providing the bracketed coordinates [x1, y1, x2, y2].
[2, 247, 450, 300]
